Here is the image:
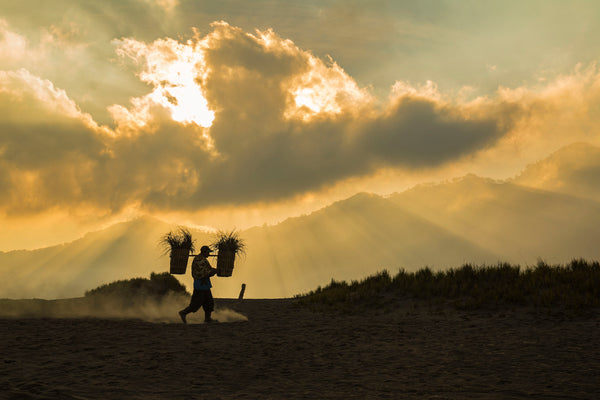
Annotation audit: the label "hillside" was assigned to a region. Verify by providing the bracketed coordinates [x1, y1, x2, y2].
[0, 217, 212, 299]
[234, 193, 498, 297]
[513, 142, 600, 202]
[0, 195, 497, 300]
[388, 174, 600, 263]
[2, 143, 600, 300]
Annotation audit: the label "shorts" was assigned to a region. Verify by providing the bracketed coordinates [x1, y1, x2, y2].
[186, 289, 214, 313]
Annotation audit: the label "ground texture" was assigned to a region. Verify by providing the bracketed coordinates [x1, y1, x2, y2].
[1, 298, 599, 399]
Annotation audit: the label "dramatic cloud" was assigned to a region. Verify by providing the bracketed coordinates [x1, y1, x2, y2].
[105, 22, 507, 209]
[514, 142, 600, 202]
[0, 69, 106, 213]
[1, 21, 599, 219]
[111, 34, 214, 131]
[0, 19, 28, 63]
[460, 63, 600, 179]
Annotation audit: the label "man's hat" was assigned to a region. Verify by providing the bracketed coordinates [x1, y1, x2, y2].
[200, 245, 211, 253]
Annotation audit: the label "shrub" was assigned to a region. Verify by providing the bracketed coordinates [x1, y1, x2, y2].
[85, 272, 189, 301]
[296, 259, 600, 312]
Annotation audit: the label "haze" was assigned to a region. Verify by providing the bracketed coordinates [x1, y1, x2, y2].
[1, 1, 600, 298]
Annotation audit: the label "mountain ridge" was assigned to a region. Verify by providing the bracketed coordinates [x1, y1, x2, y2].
[2, 142, 600, 299]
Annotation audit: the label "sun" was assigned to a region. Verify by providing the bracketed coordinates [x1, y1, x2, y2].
[151, 57, 215, 128]
[161, 83, 215, 128]
[116, 38, 216, 129]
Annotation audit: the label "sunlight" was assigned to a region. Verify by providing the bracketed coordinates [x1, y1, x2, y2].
[148, 56, 215, 128]
[158, 84, 214, 127]
[115, 37, 215, 128]
[293, 87, 333, 114]
[285, 56, 372, 121]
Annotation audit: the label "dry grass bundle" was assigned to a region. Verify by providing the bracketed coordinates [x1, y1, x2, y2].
[211, 230, 246, 255]
[212, 230, 245, 277]
[161, 227, 195, 274]
[161, 227, 195, 255]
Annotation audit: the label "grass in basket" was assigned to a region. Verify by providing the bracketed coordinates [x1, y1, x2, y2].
[160, 227, 195, 255]
[212, 230, 246, 256]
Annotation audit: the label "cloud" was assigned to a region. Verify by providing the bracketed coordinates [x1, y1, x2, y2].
[361, 82, 503, 168]
[142, 0, 180, 13]
[462, 63, 600, 178]
[0, 19, 28, 62]
[118, 22, 505, 208]
[0, 19, 50, 69]
[513, 142, 600, 201]
[0, 69, 98, 126]
[1, 22, 598, 217]
[0, 69, 106, 214]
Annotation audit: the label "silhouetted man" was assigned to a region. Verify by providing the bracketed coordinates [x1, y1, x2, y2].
[179, 245, 217, 323]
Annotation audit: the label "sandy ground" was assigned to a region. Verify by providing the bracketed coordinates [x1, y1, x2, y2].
[1, 298, 600, 399]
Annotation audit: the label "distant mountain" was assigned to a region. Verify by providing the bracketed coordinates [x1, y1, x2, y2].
[0, 195, 497, 300]
[233, 193, 498, 298]
[388, 174, 600, 264]
[2, 143, 600, 300]
[513, 142, 600, 202]
[0, 217, 212, 299]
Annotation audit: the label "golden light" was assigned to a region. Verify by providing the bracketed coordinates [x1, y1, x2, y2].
[158, 83, 214, 128]
[115, 37, 215, 129]
[285, 56, 373, 121]
[293, 87, 336, 114]
[148, 54, 214, 128]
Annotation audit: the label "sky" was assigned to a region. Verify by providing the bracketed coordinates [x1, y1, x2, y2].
[2, 0, 600, 251]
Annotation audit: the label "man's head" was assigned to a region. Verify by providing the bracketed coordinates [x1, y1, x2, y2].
[200, 245, 212, 256]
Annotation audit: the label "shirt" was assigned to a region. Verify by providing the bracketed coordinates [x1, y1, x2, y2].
[191, 254, 216, 290]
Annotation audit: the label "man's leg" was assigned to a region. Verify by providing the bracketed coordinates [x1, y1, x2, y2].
[178, 309, 188, 324]
[179, 290, 201, 323]
[203, 290, 215, 322]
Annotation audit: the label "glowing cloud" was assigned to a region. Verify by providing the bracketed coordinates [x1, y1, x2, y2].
[2, 20, 600, 222]
[113, 36, 215, 130]
[0, 68, 100, 130]
[147, 0, 179, 13]
[286, 55, 374, 120]
[0, 19, 28, 63]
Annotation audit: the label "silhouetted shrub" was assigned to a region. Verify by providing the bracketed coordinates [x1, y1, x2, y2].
[296, 259, 600, 312]
[85, 272, 189, 304]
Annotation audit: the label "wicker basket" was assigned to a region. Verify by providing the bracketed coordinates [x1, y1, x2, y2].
[216, 250, 236, 277]
[170, 247, 191, 274]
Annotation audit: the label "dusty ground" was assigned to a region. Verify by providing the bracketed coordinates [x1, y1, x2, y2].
[1, 298, 599, 399]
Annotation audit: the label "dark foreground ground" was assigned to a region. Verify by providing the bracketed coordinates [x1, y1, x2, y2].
[1, 298, 599, 399]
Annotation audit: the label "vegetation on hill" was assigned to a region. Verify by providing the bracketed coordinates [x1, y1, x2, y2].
[85, 272, 189, 304]
[296, 259, 600, 312]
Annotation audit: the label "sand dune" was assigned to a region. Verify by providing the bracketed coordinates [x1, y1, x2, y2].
[1, 298, 599, 399]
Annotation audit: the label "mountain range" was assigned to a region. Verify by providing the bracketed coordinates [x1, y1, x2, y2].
[1, 142, 599, 299]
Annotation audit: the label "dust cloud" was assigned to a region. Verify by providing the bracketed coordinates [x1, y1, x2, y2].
[0, 293, 248, 324]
